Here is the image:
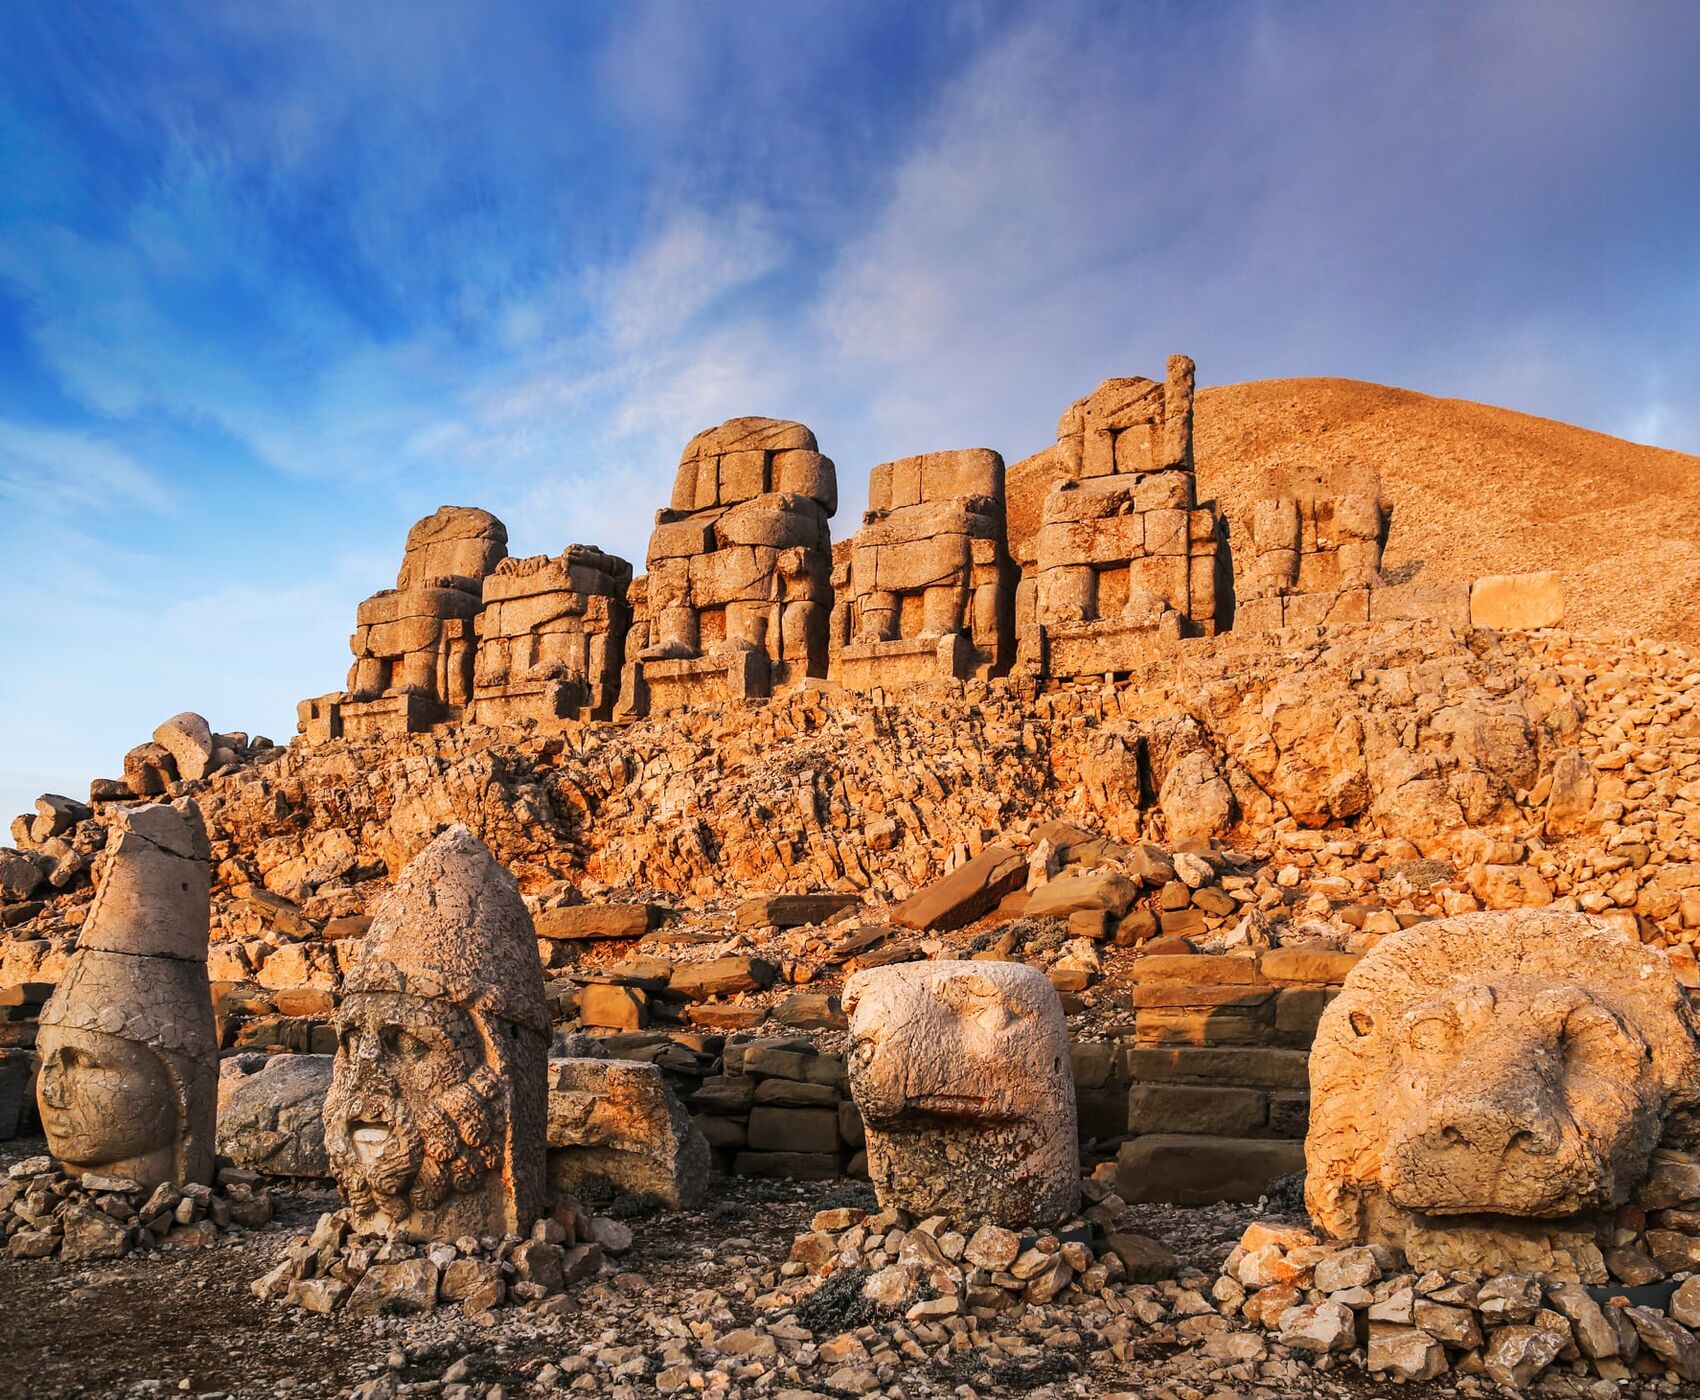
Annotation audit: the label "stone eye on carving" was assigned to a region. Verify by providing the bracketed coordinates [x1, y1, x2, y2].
[1348, 1009, 1374, 1037]
[1407, 1012, 1458, 1056]
[1562, 1004, 1647, 1066]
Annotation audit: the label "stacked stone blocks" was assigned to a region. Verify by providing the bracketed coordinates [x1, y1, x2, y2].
[472, 547, 632, 725]
[619, 417, 837, 717]
[1018, 355, 1225, 678]
[832, 447, 1013, 687]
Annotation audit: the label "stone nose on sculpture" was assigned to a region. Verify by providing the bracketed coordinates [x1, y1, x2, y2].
[1424, 1097, 1562, 1162]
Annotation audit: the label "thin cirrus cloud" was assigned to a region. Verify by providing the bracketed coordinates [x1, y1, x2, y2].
[1, 0, 1698, 824]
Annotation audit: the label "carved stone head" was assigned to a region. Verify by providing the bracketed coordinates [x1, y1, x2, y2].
[1307, 910, 1700, 1270]
[326, 825, 548, 1239]
[843, 960, 1078, 1225]
[36, 799, 215, 1188]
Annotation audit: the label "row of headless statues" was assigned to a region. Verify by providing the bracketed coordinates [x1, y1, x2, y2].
[36, 797, 1700, 1282]
[297, 355, 1390, 740]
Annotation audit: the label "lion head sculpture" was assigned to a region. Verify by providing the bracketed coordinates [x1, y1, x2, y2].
[1307, 910, 1700, 1272]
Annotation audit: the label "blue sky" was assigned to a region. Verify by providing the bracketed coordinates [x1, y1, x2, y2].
[3, 1, 1699, 822]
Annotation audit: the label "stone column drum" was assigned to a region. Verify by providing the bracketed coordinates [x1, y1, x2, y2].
[844, 960, 1079, 1225]
[325, 824, 549, 1239]
[35, 799, 216, 1188]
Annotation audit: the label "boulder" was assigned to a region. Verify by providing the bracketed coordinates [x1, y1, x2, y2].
[152, 712, 216, 783]
[545, 1057, 710, 1209]
[216, 1054, 332, 1177]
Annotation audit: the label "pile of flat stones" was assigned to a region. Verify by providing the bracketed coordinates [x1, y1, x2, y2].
[2, 1155, 272, 1260]
[1215, 1222, 1700, 1388]
[254, 1205, 632, 1320]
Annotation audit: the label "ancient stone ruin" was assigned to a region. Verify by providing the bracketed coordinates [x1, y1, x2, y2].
[35, 799, 216, 1190]
[8, 357, 1682, 1399]
[325, 824, 549, 1239]
[843, 960, 1079, 1225]
[1015, 355, 1226, 677]
[831, 448, 1013, 687]
[619, 416, 838, 716]
[472, 546, 632, 725]
[1307, 908, 1700, 1279]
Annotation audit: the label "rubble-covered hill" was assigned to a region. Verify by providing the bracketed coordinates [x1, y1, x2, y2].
[1007, 377, 1700, 644]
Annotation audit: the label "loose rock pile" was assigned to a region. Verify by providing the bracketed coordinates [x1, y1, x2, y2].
[2, 1155, 271, 1260]
[252, 1204, 621, 1320]
[1216, 1220, 1700, 1386]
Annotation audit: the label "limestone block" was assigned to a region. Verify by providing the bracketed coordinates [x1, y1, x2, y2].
[152, 713, 215, 783]
[394, 506, 507, 591]
[685, 416, 816, 459]
[1307, 910, 1700, 1273]
[772, 450, 837, 512]
[845, 960, 1079, 1225]
[1036, 516, 1143, 572]
[36, 800, 216, 1188]
[326, 826, 548, 1239]
[714, 496, 824, 550]
[217, 1054, 332, 1177]
[1144, 509, 1188, 558]
[1042, 477, 1136, 525]
[1112, 422, 1155, 474]
[355, 586, 482, 627]
[649, 516, 718, 561]
[689, 546, 776, 606]
[1470, 571, 1565, 630]
[545, 1057, 710, 1209]
[717, 449, 769, 502]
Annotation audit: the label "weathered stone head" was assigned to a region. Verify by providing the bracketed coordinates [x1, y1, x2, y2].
[36, 799, 215, 1188]
[843, 960, 1078, 1224]
[326, 825, 548, 1239]
[1307, 910, 1700, 1272]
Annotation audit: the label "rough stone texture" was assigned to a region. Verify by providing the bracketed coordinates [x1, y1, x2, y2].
[325, 825, 548, 1239]
[301, 506, 508, 740]
[471, 546, 632, 725]
[1014, 355, 1223, 678]
[619, 418, 836, 716]
[844, 960, 1078, 1225]
[1236, 475, 1386, 631]
[152, 712, 216, 782]
[35, 799, 216, 1188]
[831, 448, 1013, 686]
[217, 1053, 332, 1177]
[1307, 909, 1700, 1275]
[1471, 571, 1565, 631]
[545, 1056, 710, 1209]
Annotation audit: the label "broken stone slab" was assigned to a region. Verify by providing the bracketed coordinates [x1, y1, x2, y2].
[735, 893, 861, 930]
[667, 956, 778, 1000]
[216, 1053, 332, 1177]
[890, 845, 1027, 932]
[0, 849, 42, 903]
[545, 1056, 710, 1209]
[534, 903, 665, 940]
[1023, 871, 1139, 920]
[30, 794, 90, 844]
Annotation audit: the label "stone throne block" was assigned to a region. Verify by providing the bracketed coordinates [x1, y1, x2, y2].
[831, 448, 1014, 688]
[470, 546, 633, 725]
[618, 418, 836, 718]
[300, 505, 509, 740]
[1014, 355, 1224, 679]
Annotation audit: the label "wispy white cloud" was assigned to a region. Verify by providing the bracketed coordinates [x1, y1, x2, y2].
[0, 419, 172, 515]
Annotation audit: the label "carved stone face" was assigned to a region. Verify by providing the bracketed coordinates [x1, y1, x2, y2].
[1379, 980, 1659, 1217]
[36, 1024, 176, 1176]
[1306, 910, 1700, 1277]
[326, 991, 504, 1230]
[843, 961, 1079, 1225]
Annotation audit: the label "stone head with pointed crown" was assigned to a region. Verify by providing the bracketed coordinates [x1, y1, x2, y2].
[36, 799, 216, 1189]
[325, 824, 548, 1238]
